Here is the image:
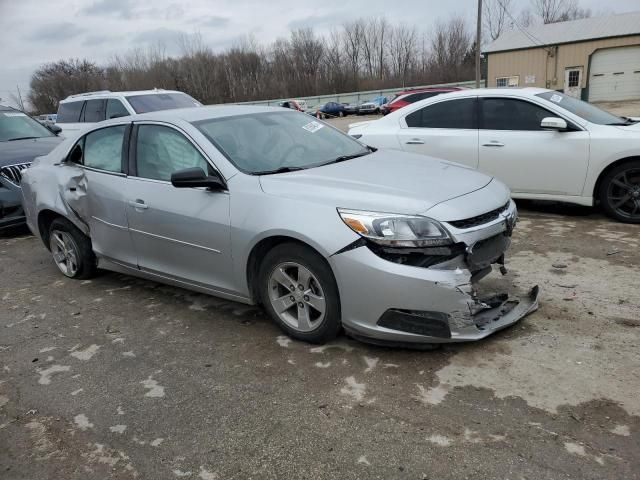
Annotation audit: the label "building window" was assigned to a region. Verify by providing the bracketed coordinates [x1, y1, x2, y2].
[567, 70, 580, 87]
[496, 76, 519, 87]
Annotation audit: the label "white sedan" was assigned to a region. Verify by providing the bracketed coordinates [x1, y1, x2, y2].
[348, 88, 640, 223]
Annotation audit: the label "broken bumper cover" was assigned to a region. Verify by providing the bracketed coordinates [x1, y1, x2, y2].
[330, 243, 538, 346]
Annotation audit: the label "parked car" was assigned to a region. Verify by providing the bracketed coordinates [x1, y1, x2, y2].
[343, 103, 359, 115]
[313, 102, 348, 118]
[55, 89, 201, 135]
[21, 105, 537, 346]
[279, 99, 307, 112]
[382, 87, 465, 115]
[36, 114, 57, 126]
[349, 88, 640, 223]
[0, 105, 63, 231]
[358, 96, 388, 115]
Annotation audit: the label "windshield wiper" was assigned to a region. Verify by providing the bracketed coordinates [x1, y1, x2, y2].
[254, 166, 305, 175]
[607, 118, 637, 126]
[7, 136, 40, 141]
[322, 149, 373, 166]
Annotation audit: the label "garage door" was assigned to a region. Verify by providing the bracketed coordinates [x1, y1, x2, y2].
[588, 46, 640, 102]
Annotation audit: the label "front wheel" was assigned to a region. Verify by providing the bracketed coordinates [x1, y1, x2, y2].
[49, 218, 97, 279]
[599, 161, 640, 223]
[259, 243, 341, 344]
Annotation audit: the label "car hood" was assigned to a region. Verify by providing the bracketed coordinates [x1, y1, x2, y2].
[615, 122, 640, 132]
[0, 136, 63, 166]
[259, 150, 494, 216]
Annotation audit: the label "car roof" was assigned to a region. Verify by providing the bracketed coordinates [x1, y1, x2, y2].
[60, 89, 188, 103]
[398, 87, 463, 95]
[423, 87, 552, 99]
[99, 104, 289, 126]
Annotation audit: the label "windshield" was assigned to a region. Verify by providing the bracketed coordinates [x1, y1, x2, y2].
[125, 93, 201, 114]
[536, 91, 623, 125]
[193, 111, 370, 174]
[0, 110, 55, 142]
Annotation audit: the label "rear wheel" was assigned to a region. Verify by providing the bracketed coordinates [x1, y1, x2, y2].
[49, 218, 97, 279]
[599, 160, 640, 223]
[259, 243, 341, 343]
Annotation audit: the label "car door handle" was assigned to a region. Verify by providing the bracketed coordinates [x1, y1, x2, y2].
[405, 139, 425, 145]
[128, 200, 148, 210]
[482, 141, 505, 147]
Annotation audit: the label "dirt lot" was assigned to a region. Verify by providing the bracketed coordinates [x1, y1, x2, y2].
[1, 111, 639, 479]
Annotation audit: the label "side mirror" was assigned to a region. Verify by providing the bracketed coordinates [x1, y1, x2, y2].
[171, 167, 225, 190]
[48, 124, 62, 135]
[541, 117, 567, 130]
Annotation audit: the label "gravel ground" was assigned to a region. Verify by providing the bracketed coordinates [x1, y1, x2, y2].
[1, 107, 639, 479]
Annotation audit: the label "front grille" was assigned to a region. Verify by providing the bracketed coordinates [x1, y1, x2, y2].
[448, 201, 510, 229]
[0, 163, 31, 186]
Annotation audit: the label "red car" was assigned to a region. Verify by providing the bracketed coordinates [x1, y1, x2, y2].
[381, 87, 465, 115]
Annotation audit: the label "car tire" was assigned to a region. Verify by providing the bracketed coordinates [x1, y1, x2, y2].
[375, 108, 380, 114]
[599, 160, 640, 223]
[259, 243, 341, 344]
[48, 218, 98, 279]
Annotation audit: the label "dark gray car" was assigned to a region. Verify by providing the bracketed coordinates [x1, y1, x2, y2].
[0, 106, 63, 231]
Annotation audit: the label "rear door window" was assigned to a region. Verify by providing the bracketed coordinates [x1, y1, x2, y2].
[57, 101, 84, 123]
[83, 126, 127, 172]
[405, 98, 478, 129]
[82, 99, 106, 123]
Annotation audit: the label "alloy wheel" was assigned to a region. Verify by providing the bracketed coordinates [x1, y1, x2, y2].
[607, 167, 640, 220]
[267, 262, 326, 332]
[50, 230, 80, 277]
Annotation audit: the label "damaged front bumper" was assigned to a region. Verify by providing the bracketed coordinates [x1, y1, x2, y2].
[329, 201, 539, 346]
[0, 181, 26, 231]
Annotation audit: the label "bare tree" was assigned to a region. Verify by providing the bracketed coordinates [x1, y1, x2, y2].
[28, 15, 486, 112]
[387, 24, 418, 87]
[484, 0, 512, 41]
[429, 16, 474, 83]
[518, 8, 536, 27]
[341, 20, 365, 89]
[531, 0, 590, 24]
[28, 59, 104, 113]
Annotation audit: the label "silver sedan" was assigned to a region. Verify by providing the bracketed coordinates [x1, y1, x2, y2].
[21, 106, 538, 346]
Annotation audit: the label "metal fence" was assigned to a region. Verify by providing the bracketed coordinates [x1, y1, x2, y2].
[233, 80, 483, 107]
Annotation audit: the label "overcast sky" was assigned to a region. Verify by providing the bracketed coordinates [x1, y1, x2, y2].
[1, 0, 639, 108]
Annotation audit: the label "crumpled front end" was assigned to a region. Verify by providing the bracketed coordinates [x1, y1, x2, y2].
[0, 164, 30, 231]
[330, 200, 539, 346]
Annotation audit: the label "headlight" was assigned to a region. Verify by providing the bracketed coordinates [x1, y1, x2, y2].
[337, 208, 452, 247]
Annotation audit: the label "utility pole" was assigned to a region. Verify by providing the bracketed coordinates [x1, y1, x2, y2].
[476, 0, 482, 88]
[16, 85, 25, 111]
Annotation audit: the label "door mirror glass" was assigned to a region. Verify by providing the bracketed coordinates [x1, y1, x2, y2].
[171, 167, 225, 190]
[68, 143, 83, 164]
[540, 117, 567, 130]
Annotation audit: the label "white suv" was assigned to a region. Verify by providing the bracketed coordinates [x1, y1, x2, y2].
[55, 89, 201, 134]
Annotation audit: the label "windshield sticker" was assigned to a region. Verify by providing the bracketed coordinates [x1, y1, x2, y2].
[2, 112, 27, 117]
[302, 121, 323, 133]
[550, 94, 563, 103]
